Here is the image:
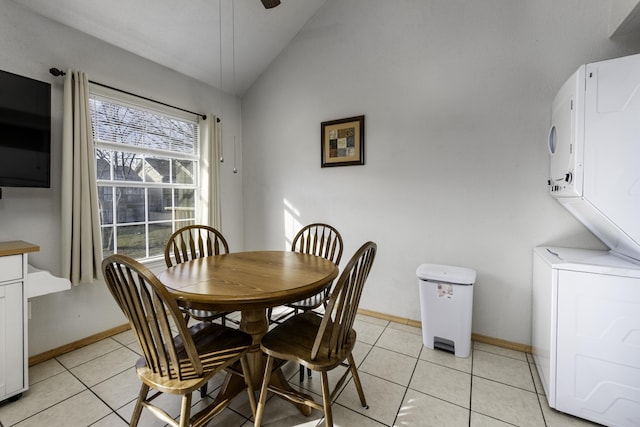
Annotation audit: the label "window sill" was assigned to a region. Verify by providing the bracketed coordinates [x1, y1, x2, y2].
[139, 257, 167, 274]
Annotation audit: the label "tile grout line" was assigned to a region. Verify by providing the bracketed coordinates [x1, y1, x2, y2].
[333, 321, 391, 426]
[5, 387, 85, 426]
[528, 360, 549, 427]
[391, 343, 422, 427]
[62, 355, 132, 426]
[45, 339, 144, 426]
[468, 347, 474, 427]
[333, 321, 398, 426]
[469, 347, 533, 427]
[471, 375, 541, 394]
[3, 362, 94, 427]
[473, 346, 530, 363]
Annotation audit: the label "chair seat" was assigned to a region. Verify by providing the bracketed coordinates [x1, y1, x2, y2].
[271, 292, 327, 324]
[260, 311, 356, 372]
[137, 322, 252, 394]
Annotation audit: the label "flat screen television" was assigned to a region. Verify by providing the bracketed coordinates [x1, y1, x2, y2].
[0, 69, 51, 188]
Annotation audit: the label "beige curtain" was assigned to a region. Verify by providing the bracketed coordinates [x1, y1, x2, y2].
[60, 70, 103, 285]
[198, 114, 222, 228]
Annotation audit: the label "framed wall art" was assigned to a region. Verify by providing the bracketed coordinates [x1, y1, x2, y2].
[320, 115, 364, 167]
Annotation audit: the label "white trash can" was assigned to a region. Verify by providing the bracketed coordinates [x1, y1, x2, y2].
[416, 263, 476, 358]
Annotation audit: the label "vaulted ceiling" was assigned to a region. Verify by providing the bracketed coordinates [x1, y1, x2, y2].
[12, 0, 328, 95]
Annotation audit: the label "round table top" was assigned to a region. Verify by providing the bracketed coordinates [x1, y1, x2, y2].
[158, 251, 339, 311]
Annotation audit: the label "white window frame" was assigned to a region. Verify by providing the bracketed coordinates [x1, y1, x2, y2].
[89, 85, 207, 263]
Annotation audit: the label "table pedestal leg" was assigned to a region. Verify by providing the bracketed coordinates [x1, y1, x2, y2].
[240, 309, 269, 388]
[211, 309, 313, 417]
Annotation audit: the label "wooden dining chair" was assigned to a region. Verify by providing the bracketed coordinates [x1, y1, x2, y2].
[164, 225, 235, 326]
[268, 223, 344, 381]
[255, 241, 377, 427]
[102, 254, 256, 427]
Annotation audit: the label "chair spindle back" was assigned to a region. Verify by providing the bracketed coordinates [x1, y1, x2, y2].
[292, 223, 343, 266]
[164, 225, 229, 267]
[311, 241, 377, 360]
[102, 254, 202, 380]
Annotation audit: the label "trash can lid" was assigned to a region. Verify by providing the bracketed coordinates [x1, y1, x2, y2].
[416, 263, 476, 285]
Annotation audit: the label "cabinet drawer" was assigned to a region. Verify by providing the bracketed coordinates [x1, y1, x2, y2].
[0, 255, 23, 283]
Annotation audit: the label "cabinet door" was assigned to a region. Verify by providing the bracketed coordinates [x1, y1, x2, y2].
[0, 281, 24, 398]
[556, 270, 640, 426]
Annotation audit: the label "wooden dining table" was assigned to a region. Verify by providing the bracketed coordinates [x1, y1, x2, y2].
[157, 250, 339, 415]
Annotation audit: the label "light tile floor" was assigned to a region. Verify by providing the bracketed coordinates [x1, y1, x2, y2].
[0, 313, 601, 427]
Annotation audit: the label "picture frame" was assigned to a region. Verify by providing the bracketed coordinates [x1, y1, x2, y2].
[320, 115, 365, 167]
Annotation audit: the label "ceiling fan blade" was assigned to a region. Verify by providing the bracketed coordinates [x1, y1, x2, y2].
[261, 0, 281, 9]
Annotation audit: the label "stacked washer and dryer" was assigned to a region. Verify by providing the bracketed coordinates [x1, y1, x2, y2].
[532, 53, 640, 426]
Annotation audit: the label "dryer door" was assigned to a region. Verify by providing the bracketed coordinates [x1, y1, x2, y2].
[549, 65, 585, 198]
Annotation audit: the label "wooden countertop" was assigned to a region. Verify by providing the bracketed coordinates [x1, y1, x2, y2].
[0, 241, 40, 257]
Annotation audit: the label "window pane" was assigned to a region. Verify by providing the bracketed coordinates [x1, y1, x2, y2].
[91, 101, 146, 146]
[120, 110, 146, 146]
[148, 188, 172, 221]
[168, 119, 197, 153]
[96, 149, 112, 180]
[90, 98, 198, 155]
[145, 156, 170, 183]
[98, 186, 114, 225]
[173, 159, 195, 184]
[148, 223, 173, 258]
[117, 225, 146, 259]
[102, 227, 114, 257]
[175, 189, 195, 222]
[176, 189, 195, 208]
[116, 187, 145, 224]
[114, 151, 143, 182]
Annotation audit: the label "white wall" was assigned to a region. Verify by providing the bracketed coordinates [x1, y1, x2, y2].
[241, 0, 640, 345]
[0, 0, 244, 356]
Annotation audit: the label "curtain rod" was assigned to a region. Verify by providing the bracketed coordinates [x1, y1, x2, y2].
[48, 67, 215, 121]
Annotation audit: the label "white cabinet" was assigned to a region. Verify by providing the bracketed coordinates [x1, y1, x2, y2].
[0, 241, 39, 402]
